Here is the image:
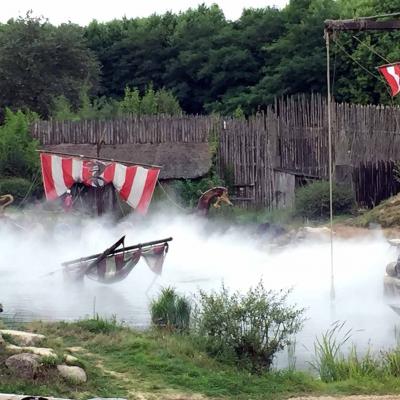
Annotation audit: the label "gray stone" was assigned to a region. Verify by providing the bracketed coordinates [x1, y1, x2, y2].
[57, 364, 87, 383]
[5, 353, 40, 379]
[0, 329, 45, 346]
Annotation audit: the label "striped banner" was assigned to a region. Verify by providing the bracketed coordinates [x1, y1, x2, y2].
[40, 153, 160, 214]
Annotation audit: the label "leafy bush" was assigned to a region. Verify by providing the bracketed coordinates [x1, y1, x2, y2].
[0, 109, 39, 179]
[120, 84, 182, 116]
[0, 177, 35, 204]
[150, 287, 191, 332]
[295, 181, 354, 219]
[193, 281, 304, 372]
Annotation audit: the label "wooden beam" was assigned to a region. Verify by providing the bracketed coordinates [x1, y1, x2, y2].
[62, 237, 173, 266]
[325, 18, 400, 33]
[36, 149, 163, 169]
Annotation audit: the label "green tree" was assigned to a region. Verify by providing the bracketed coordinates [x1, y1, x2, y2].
[248, 0, 340, 108]
[155, 88, 182, 115]
[0, 14, 100, 117]
[332, 0, 400, 105]
[119, 86, 141, 115]
[141, 84, 157, 115]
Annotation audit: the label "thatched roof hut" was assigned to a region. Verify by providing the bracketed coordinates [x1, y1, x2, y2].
[41, 143, 212, 180]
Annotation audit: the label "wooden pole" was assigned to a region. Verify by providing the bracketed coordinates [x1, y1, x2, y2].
[325, 17, 400, 33]
[62, 237, 173, 266]
[36, 149, 163, 169]
[325, 30, 335, 307]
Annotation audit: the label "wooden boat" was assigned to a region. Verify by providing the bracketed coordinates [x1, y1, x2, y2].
[62, 236, 172, 284]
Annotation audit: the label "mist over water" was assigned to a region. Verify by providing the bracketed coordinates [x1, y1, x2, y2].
[1, 207, 399, 367]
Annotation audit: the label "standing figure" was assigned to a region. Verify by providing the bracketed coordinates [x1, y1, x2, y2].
[63, 189, 73, 212]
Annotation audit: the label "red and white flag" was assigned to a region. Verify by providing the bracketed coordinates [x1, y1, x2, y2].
[378, 63, 400, 97]
[40, 153, 160, 214]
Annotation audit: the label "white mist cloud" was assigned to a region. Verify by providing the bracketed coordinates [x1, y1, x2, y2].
[0, 207, 398, 366]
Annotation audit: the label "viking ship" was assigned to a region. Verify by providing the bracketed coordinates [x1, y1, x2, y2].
[62, 236, 172, 284]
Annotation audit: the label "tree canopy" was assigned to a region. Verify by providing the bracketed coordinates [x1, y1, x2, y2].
[0, 1, 400, 118]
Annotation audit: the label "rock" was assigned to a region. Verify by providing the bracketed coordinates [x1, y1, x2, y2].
[0, 329, 45, 346]
[57, 364, 87, 383]
[65, 354, 79, 365]
[88, 398, 127, 400]
[0, 333, 4, 347]
[6, 344, 57, 359]
[66, 346, 86, 353]
[5, 353, 40, 379]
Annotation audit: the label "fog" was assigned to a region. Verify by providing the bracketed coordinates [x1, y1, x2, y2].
[1, 207, 399, 368]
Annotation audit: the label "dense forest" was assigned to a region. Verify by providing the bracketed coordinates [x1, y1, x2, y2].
[1, 0, 400, 119]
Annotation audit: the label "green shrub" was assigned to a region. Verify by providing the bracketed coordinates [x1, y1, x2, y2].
[193, 281, 305, 373]
[0, 177, 36, 204]
[295, 181, 354, 219]
[0, 109, 39, 179]
[150, 287, 191, 332]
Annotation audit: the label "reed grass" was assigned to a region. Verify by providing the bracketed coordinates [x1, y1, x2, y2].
[150, 287, 191, 332]
[310, 321, 400, 382]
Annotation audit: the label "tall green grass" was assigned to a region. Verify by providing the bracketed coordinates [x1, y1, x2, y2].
[150, 287, 191, 332]
[75, 314, 122, 334]
[311, 321, 400, 382]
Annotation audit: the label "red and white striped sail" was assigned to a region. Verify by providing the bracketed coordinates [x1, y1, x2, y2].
[40, 153, 160, 214]
[378, 63, 400, 97]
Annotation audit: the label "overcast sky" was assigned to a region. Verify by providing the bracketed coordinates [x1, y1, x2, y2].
[0, 0, 289, 25]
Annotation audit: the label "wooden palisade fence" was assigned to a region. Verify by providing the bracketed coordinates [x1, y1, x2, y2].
[31, 94, 400, 209]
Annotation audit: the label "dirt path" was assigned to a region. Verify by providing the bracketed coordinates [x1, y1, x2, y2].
[291, 396, 400, 400]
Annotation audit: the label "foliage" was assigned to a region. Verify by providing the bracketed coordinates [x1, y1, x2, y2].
[51, 88, 122, 120]
[119, 87, 141, 115]
[120, 84, 182, 116]
[75, 314, 121, 334]
[193, 281, 305, 372]
[0, 177, 34, 204]
[1, 2, 400, 118]
[294, 181, 354, 219]
[6, 319, 400, 398]
[310, 321, 400, 382]
[0, 13, 99, 117]
[0, 109, 39, 180]
[150, 287, 191, 332]
[174, 172, 224, 208]
[350, 193, 400, 228]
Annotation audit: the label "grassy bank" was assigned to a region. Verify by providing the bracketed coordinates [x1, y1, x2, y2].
[2, 319, 400, 399]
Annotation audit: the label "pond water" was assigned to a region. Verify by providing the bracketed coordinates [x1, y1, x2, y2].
[1, 210, 399, 368]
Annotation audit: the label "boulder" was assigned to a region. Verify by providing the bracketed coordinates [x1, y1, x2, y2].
[0, 329, 45, 346]
[57, 364, 87, 383]
[5, 353, 40, 379]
